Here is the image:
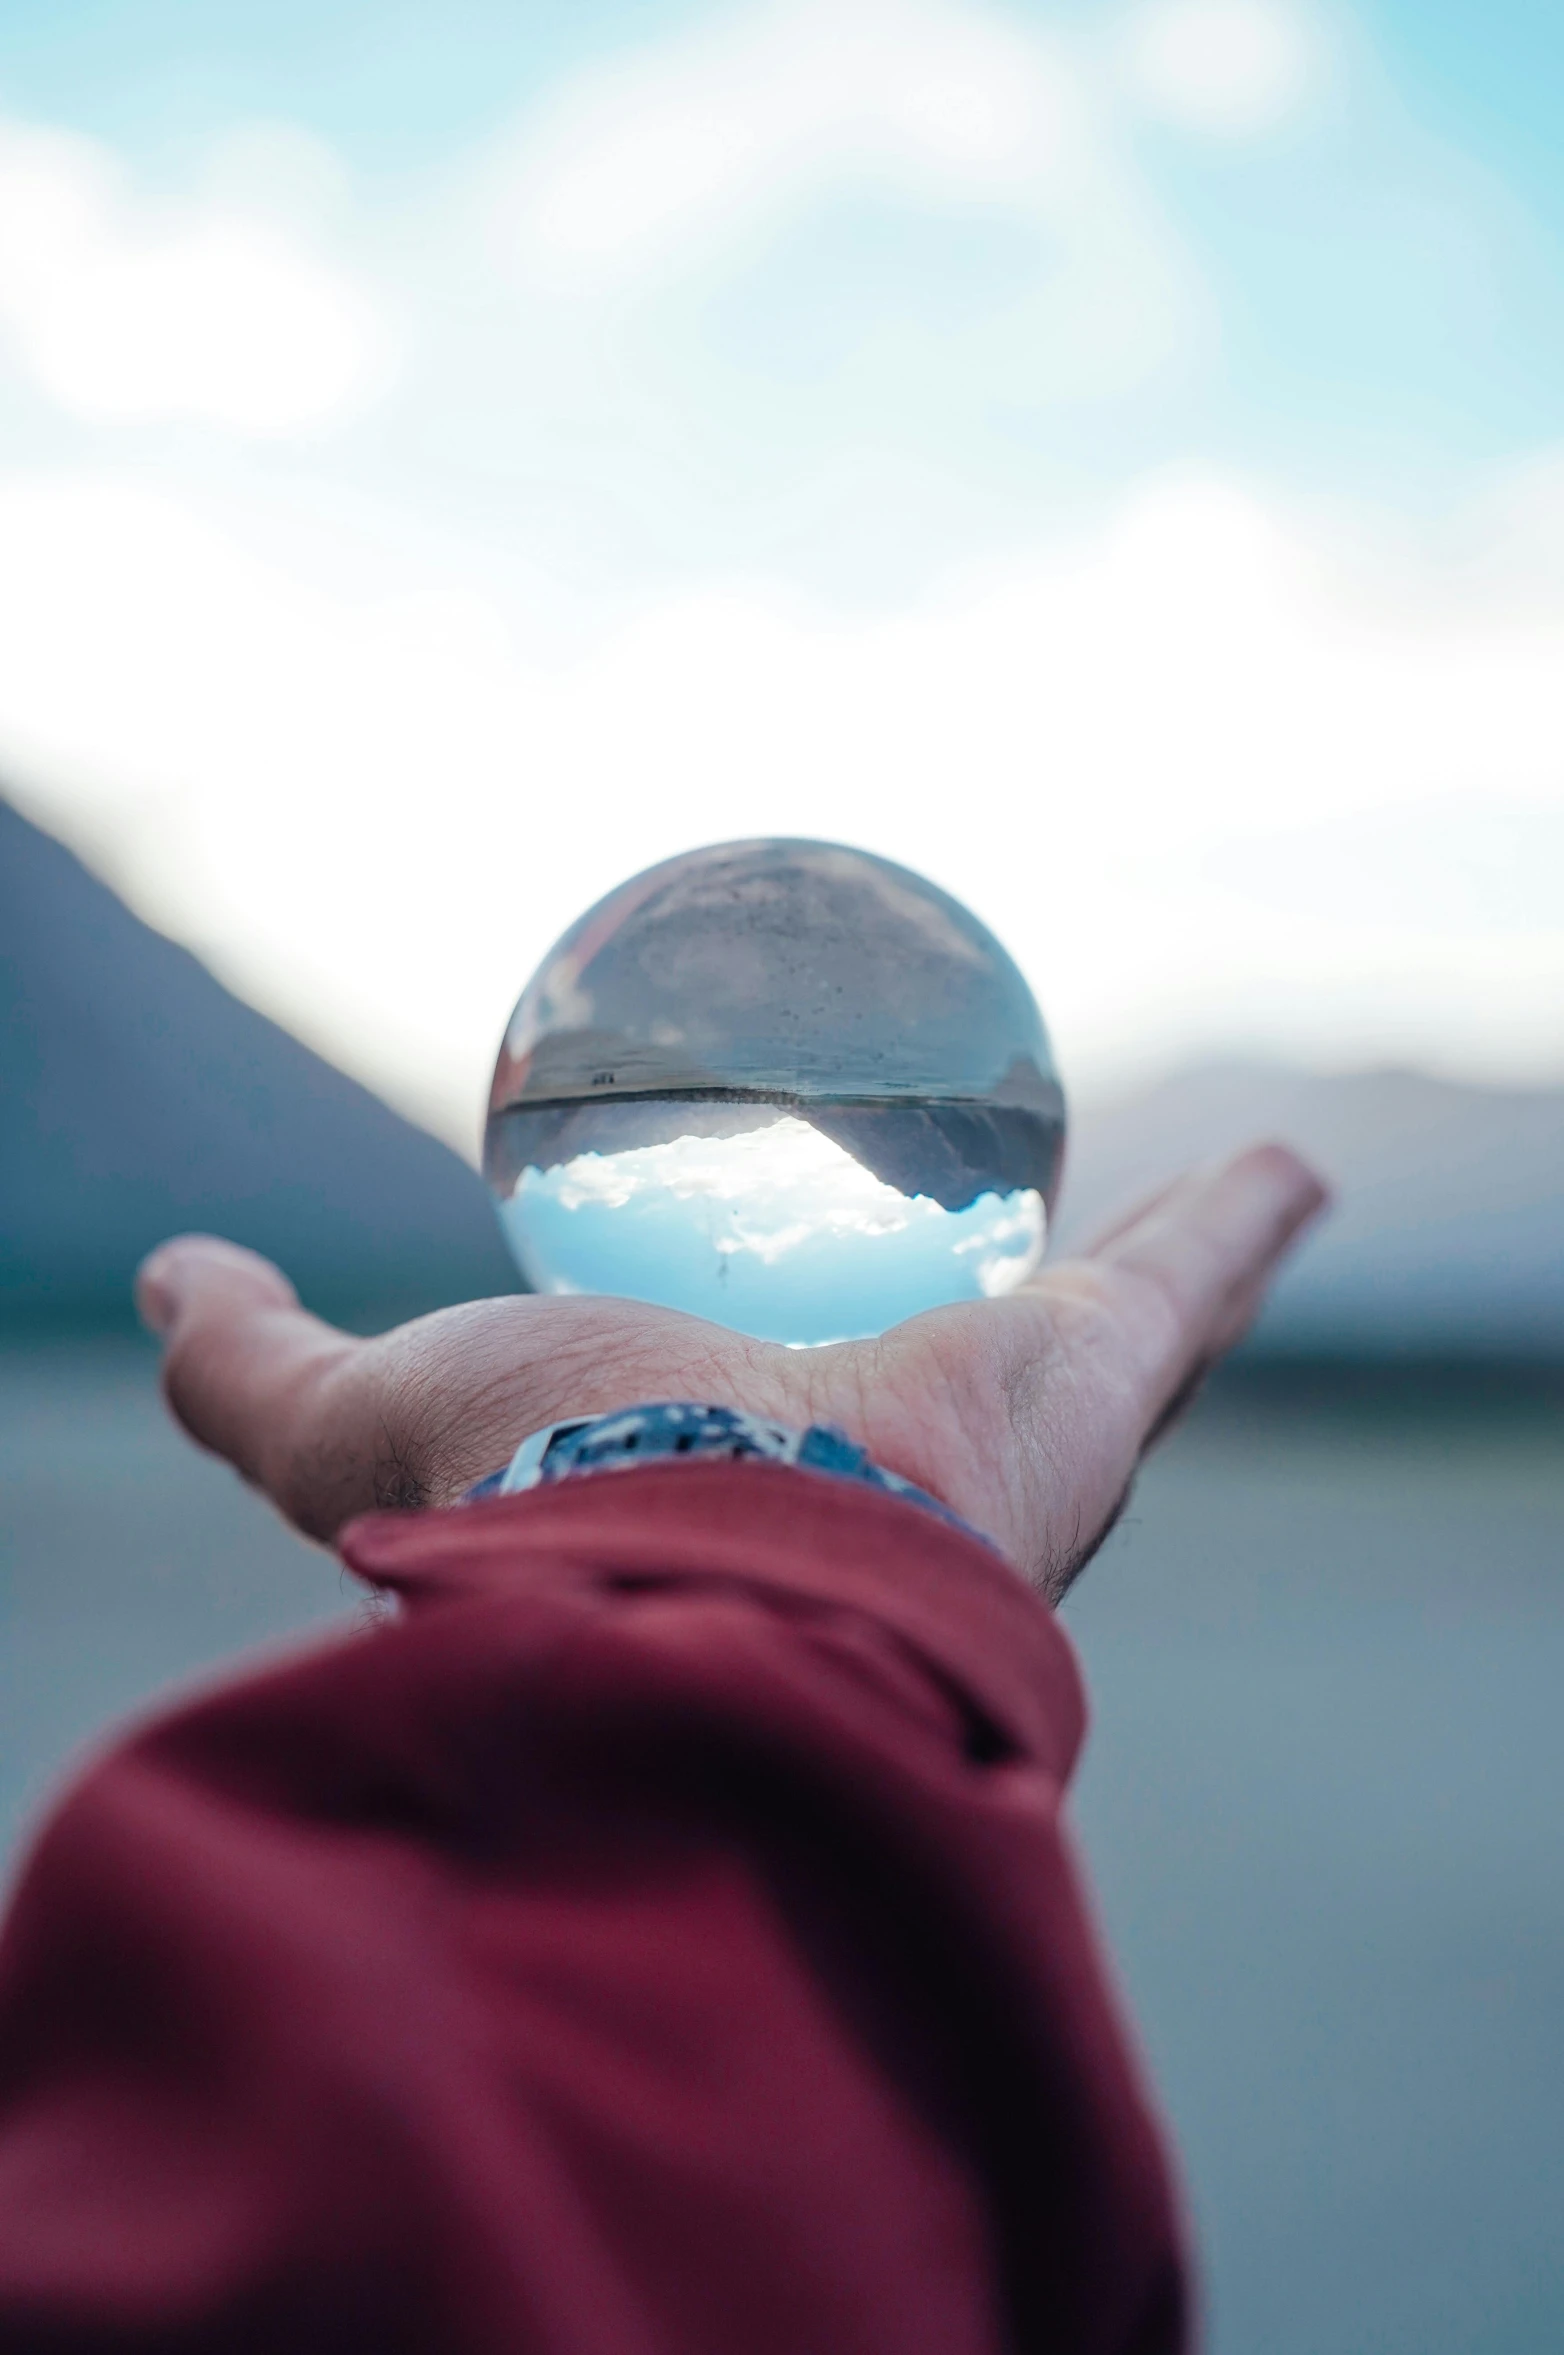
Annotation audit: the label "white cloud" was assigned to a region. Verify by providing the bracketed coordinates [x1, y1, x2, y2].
[546, 1118, 917, 1249]
[0, 121, 388, 433]
[485, 0, 1316, 305]
[2, 462, 1562, 1155]
[496, 0, 1079, 281]
[0, 0, 1557, 1198]
[476, 0, 1199, 405]
[1124, 0, 1317, 135]
[514, 1116, 1045, 1295]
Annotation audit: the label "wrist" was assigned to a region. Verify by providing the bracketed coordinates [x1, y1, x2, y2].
[463, 1400, 988, 1545]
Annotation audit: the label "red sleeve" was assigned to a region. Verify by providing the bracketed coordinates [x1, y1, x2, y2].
[0, 1461, 1188, 2355]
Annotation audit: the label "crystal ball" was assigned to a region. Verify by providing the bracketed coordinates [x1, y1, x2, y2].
[484, 840, 1065, 1345]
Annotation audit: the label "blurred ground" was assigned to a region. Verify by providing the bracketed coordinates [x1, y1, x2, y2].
[2, 1340, 1561, 2354]
[0, 1339, 357, 1859]
[1063, 1377, 1564, 2355]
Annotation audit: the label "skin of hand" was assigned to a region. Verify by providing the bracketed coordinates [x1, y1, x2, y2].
[136, 1144, 1326, 1605]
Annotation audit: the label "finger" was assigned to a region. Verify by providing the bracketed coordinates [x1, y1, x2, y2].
[973, 1146, 1326, 1600]
[137, 1236, 370, 1541]
[1068, 1171, 1185, 1260]
[1075, 1143, 1328, 1424]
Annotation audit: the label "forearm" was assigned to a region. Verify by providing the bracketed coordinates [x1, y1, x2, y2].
[0, 1463, 1185, 2354]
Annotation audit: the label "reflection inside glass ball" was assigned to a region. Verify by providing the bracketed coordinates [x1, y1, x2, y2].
[484, 839, 1065, 1347]
[488, 1098, 1052, 1346]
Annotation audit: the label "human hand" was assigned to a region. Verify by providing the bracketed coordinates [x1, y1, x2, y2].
[137, 1145, 1324, 1602]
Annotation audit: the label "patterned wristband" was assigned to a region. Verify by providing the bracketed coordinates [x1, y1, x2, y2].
[462, 1400, 986, 1545]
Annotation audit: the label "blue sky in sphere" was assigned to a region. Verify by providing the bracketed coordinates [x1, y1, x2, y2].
[0, 0, 1560, 1140]
[505, 1173, 1042, 1345]
[498, 1114, 1047, 1342]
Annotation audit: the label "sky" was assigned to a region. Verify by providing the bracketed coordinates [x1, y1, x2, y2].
[1, 0, 1561, 1150]
[502, 1115, 1046, 1344]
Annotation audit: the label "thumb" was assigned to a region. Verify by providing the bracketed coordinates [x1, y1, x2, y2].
[137, 1236, 369, 1541]
[137, 1232, 299, 1339]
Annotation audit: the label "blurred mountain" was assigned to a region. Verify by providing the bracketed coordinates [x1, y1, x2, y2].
[1, 797, 517, 1326]
[5, 796, 1559, 1354]
[1057, 1062, 1564, 1360]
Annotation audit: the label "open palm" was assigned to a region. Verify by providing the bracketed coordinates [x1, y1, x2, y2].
[138, 1144, 1323, 1602]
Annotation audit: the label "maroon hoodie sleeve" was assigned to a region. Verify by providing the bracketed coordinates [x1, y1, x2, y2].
[0, 1460, 1188, 2355]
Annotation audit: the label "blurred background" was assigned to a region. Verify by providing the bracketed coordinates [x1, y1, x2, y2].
[1, 1, 1560, 2347]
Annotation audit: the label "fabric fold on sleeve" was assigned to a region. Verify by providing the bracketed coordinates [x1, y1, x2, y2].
[0, 1461, 1187, 2355]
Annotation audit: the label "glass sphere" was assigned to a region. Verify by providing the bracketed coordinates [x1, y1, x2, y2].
[484, 840, 1065, 1345]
